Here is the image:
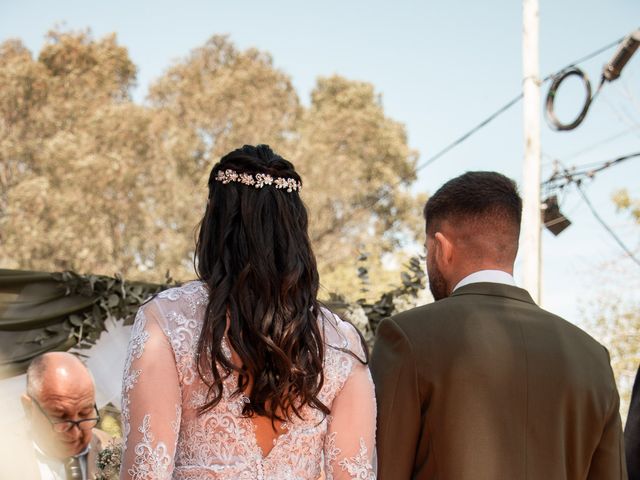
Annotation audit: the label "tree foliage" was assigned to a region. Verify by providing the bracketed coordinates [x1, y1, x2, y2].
[0, 29, 424, 299]
[581, 188, 640, 420]
[613, 188, 640, 224]
[582, 296, 640, 421]
[341, 255, 429, 346]
[0, 30, 189, 278]
[294, 76, 425, 293]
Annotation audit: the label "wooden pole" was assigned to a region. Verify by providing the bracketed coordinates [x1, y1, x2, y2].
[522, 0, 542, 304]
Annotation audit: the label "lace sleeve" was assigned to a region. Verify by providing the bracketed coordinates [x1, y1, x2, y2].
[324, 323, 377, 480]
[120, 300, 181, 480]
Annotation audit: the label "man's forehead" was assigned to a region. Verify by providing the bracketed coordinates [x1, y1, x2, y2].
[37, 371, 95, 404]
[38, 388, 95, 410]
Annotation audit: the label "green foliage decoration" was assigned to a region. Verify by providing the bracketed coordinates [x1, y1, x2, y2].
[340, 253, 426, 347]
[49, 256, 426, 351]
[51, 270, 176, 349]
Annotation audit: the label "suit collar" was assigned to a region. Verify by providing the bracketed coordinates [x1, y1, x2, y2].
[450, 282, 536, 305]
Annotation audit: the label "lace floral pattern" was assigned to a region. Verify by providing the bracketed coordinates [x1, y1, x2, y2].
[121, 308, 150, 457]
[120, 282, 377, 479]
[325, 432, 341, 478]
[338, 438, 376, 480]
[128, 415, 173, 480]
[324, 424, 376, 480]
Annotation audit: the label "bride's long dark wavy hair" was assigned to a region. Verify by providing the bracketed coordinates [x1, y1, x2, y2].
[195, 144, 328, 421]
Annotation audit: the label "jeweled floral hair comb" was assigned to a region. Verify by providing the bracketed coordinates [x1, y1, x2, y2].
[214, 169, 302, 193]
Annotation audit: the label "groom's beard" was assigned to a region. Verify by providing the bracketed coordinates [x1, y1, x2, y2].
[427, 256, 448, 301]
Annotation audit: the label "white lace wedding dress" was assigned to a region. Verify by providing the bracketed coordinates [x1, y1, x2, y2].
[120, 281, 377, 479]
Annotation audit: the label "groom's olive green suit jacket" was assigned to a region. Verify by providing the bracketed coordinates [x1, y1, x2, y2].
[371, 282, 627, 480]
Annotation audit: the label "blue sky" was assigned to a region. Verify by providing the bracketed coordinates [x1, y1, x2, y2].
[1, 0, 639, 323]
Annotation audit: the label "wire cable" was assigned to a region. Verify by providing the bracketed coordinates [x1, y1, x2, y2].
[561, 36, 626, 69]
[575, 182, 640, 267]
[311, 35, 628, 242]
[417, 94, 524, 172]
[545, 68, 604, 131]
[563, 126, 640, 160]
[544, 34, 636, 131]
[542, 152, 640, 188]
[543, 156, 640, 266]
[416, 36, 625, 172]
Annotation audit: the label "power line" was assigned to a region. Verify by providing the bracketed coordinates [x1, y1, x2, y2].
[545, 29, 640, 131]
[571, 152, 640, 172]
[601, 90, 640, 130]
[563, 126, 640, 161]
[543, 31, 637, 130]
[561, 36, 626, 69]
[575, 183, 640, 267]
[312, 34, 628, 243]
[543, 152, 640, 188]
[541, 125, 640, 168]
[419, 36, 626, 173]
[417, 95, 524, 172]
[542, 155, 640, 268]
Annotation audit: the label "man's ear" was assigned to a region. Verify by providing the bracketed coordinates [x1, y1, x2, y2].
[21, 393, 32, 418]
[434, 231, 453, 266]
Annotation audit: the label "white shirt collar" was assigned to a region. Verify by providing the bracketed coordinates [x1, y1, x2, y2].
[452, 269, 516, 293]
[32, 441, 90, 480]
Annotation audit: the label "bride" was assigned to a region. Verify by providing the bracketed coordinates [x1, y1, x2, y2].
[119, 145, 376, 479]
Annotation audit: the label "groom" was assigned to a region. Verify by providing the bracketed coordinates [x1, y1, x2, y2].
[371, 171, 627, 479]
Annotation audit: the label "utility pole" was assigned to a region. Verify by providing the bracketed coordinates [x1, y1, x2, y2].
[522, 0, 542, 304]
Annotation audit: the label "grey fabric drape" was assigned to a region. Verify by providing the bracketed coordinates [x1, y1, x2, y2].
[0, 269, 97, 377]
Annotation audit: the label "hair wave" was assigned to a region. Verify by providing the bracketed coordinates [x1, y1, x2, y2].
[194, 144, 328, 422]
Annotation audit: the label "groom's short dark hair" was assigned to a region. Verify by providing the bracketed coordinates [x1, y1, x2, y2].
[423, 171, 522, 236]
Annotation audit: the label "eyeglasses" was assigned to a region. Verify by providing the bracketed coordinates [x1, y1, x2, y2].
[30, 396, 100, 433]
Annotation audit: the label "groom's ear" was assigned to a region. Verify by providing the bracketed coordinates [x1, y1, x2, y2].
[434, 232, 453, 266]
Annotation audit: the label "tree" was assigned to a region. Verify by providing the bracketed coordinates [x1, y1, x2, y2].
[613, 188, 640, 223]
[582, 295, 640, 421]
[147, 36, 424, 297]
[147, 35, 300, 179]
[293, 75, 425, 296]
[0, 30, 189, 279]
[580, 188, 640, 420]
[0, 30, 424, 300]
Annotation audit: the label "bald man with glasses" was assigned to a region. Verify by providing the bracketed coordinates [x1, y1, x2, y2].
[13, 352, 112, 480]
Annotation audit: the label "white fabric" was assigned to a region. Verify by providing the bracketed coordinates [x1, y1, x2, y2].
[33, 442, 89, 480]
[71, 316, 132, 410]
[452, 269, 516, 292]
[120, 281, 377, 479]
[0, 373, 27, 427]
[34, 445, 65, 480]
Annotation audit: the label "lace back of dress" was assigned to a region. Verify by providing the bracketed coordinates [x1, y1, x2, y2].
[120, 282, 377, 480]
